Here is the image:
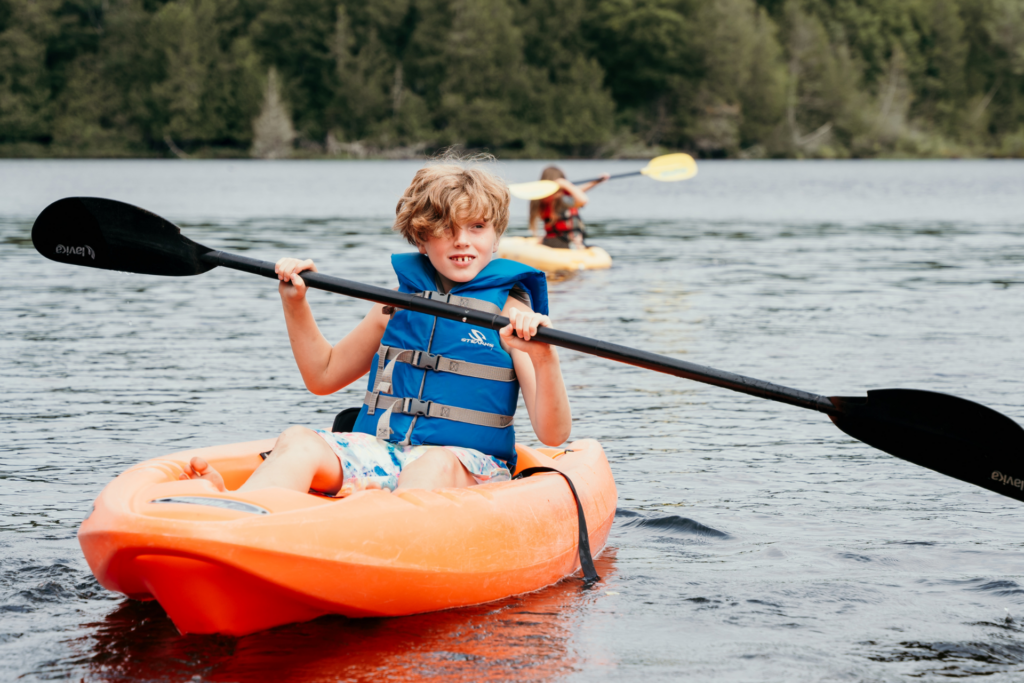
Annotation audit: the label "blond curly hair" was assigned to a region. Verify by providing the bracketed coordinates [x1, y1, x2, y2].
[394, 161, 510, 245]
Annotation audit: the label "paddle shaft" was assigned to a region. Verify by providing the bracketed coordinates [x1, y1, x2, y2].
[32, 196, 1024, 504]
[202, 250, 836, 416]
[571, 170, 641, 184]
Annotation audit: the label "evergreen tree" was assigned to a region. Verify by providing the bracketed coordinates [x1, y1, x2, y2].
[251, 0, 336, 141]
[151, 0, 216, 146]
[781, 0, 865, 156]
[691, 0, 787, 155]
[582, 0, 700, 147]
[251, 66, 295, 158]
[912, 0, 969, 134]
[0, 0, 57, 143]
[517, 0, 615, 154]
[434, 0, 531, 148]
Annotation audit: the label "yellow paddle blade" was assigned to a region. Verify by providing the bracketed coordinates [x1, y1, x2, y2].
[506, 153, 697, 199]
[640, 153, 698, 182]
[508, 179, 560, 200]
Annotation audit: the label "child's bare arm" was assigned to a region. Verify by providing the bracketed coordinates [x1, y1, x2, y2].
[577, 173, 610, 193]
[277, 258, 389, 396]
[500, 297, 572, 446]
[556, 178, 590, 208]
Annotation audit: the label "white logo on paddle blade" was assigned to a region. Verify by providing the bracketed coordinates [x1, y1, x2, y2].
[55, 244, 95, 259]
[992, 470, 1024, 492]
[461, 328, 494, 348]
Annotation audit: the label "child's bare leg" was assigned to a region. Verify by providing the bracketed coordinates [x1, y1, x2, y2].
[396, 448, 476, 491]
[180, 426, 342, 495]
[239, 426, 343, 494]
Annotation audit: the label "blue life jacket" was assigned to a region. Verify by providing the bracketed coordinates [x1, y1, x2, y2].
[351, 253, 548, 470]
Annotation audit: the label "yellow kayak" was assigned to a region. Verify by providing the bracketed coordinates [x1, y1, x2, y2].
[498, 236, 612, 273]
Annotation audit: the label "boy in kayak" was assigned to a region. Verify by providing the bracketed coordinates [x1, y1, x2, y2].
[528, 166, 609, 249]
[181, 162, 571, 495]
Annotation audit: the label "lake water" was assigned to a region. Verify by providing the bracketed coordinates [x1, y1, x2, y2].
[2, 159, 1023, 681]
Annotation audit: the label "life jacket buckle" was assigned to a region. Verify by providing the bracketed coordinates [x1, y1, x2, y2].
[403, 398, 432, 417]
[411, 351, 441, 371]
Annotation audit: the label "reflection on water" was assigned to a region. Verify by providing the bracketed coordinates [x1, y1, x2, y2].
[64, 551, 617, 683]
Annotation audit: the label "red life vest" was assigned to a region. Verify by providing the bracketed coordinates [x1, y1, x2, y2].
[540, 197, 583, 239]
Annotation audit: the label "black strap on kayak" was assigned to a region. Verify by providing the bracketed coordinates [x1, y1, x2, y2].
[513, 466, 599, 584]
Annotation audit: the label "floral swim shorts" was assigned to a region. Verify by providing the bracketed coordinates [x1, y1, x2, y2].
[314, 430, 511, 492]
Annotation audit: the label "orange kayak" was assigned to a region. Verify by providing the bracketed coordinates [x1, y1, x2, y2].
[78, 438, 617, 636]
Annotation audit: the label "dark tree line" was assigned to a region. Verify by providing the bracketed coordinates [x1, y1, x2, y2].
[1, 0, 1023, 158]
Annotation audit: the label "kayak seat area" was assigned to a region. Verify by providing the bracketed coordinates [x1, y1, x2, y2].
[332, 407, 361, 433]
[140, 437, 570, 516]
[150, 412, 572, 499]
[511, 444, 568, 477]
[330, 407, 571, 479]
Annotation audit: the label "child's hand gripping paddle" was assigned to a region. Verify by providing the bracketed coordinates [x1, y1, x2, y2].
[32, 197, 1024, 505]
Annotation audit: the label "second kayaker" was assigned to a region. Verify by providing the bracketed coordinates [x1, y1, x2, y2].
[180, 160, 572, 497]
[528, 166, 609, 249]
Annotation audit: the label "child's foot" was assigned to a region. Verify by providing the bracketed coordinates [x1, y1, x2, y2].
[178, 456, 226, 492]
[336, 479, 384, 498]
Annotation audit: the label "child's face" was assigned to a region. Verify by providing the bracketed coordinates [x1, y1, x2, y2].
[418, 216, 499, 283]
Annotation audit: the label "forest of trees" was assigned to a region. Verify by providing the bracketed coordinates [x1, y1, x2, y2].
[1, 0, 1023, 159]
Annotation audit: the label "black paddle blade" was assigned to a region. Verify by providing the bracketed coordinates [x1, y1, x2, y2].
[32, 197, 214, 276]
[830, 389, 1024, 502]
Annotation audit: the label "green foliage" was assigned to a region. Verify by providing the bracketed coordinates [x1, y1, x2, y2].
[2, 0, 1023, 157]
[434, 0, 530, 147]
[691, 0, 787, 155]
[0, 0, 58, 142]
[583, 0, 698, 104]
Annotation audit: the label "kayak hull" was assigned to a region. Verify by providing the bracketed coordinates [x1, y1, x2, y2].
[498, 236, 612, 272]
[78, 438, 617, 636]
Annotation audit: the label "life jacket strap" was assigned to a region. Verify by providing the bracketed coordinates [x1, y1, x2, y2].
[376, 403, 396, 439]
[365, 392, 514, 430]
[374, 344, 516, 382]
[414, 290, 503, 316]
[366, 347, 394, 416]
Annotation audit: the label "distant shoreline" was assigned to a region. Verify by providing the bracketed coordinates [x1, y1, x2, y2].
[2, 148, 1022, 161]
